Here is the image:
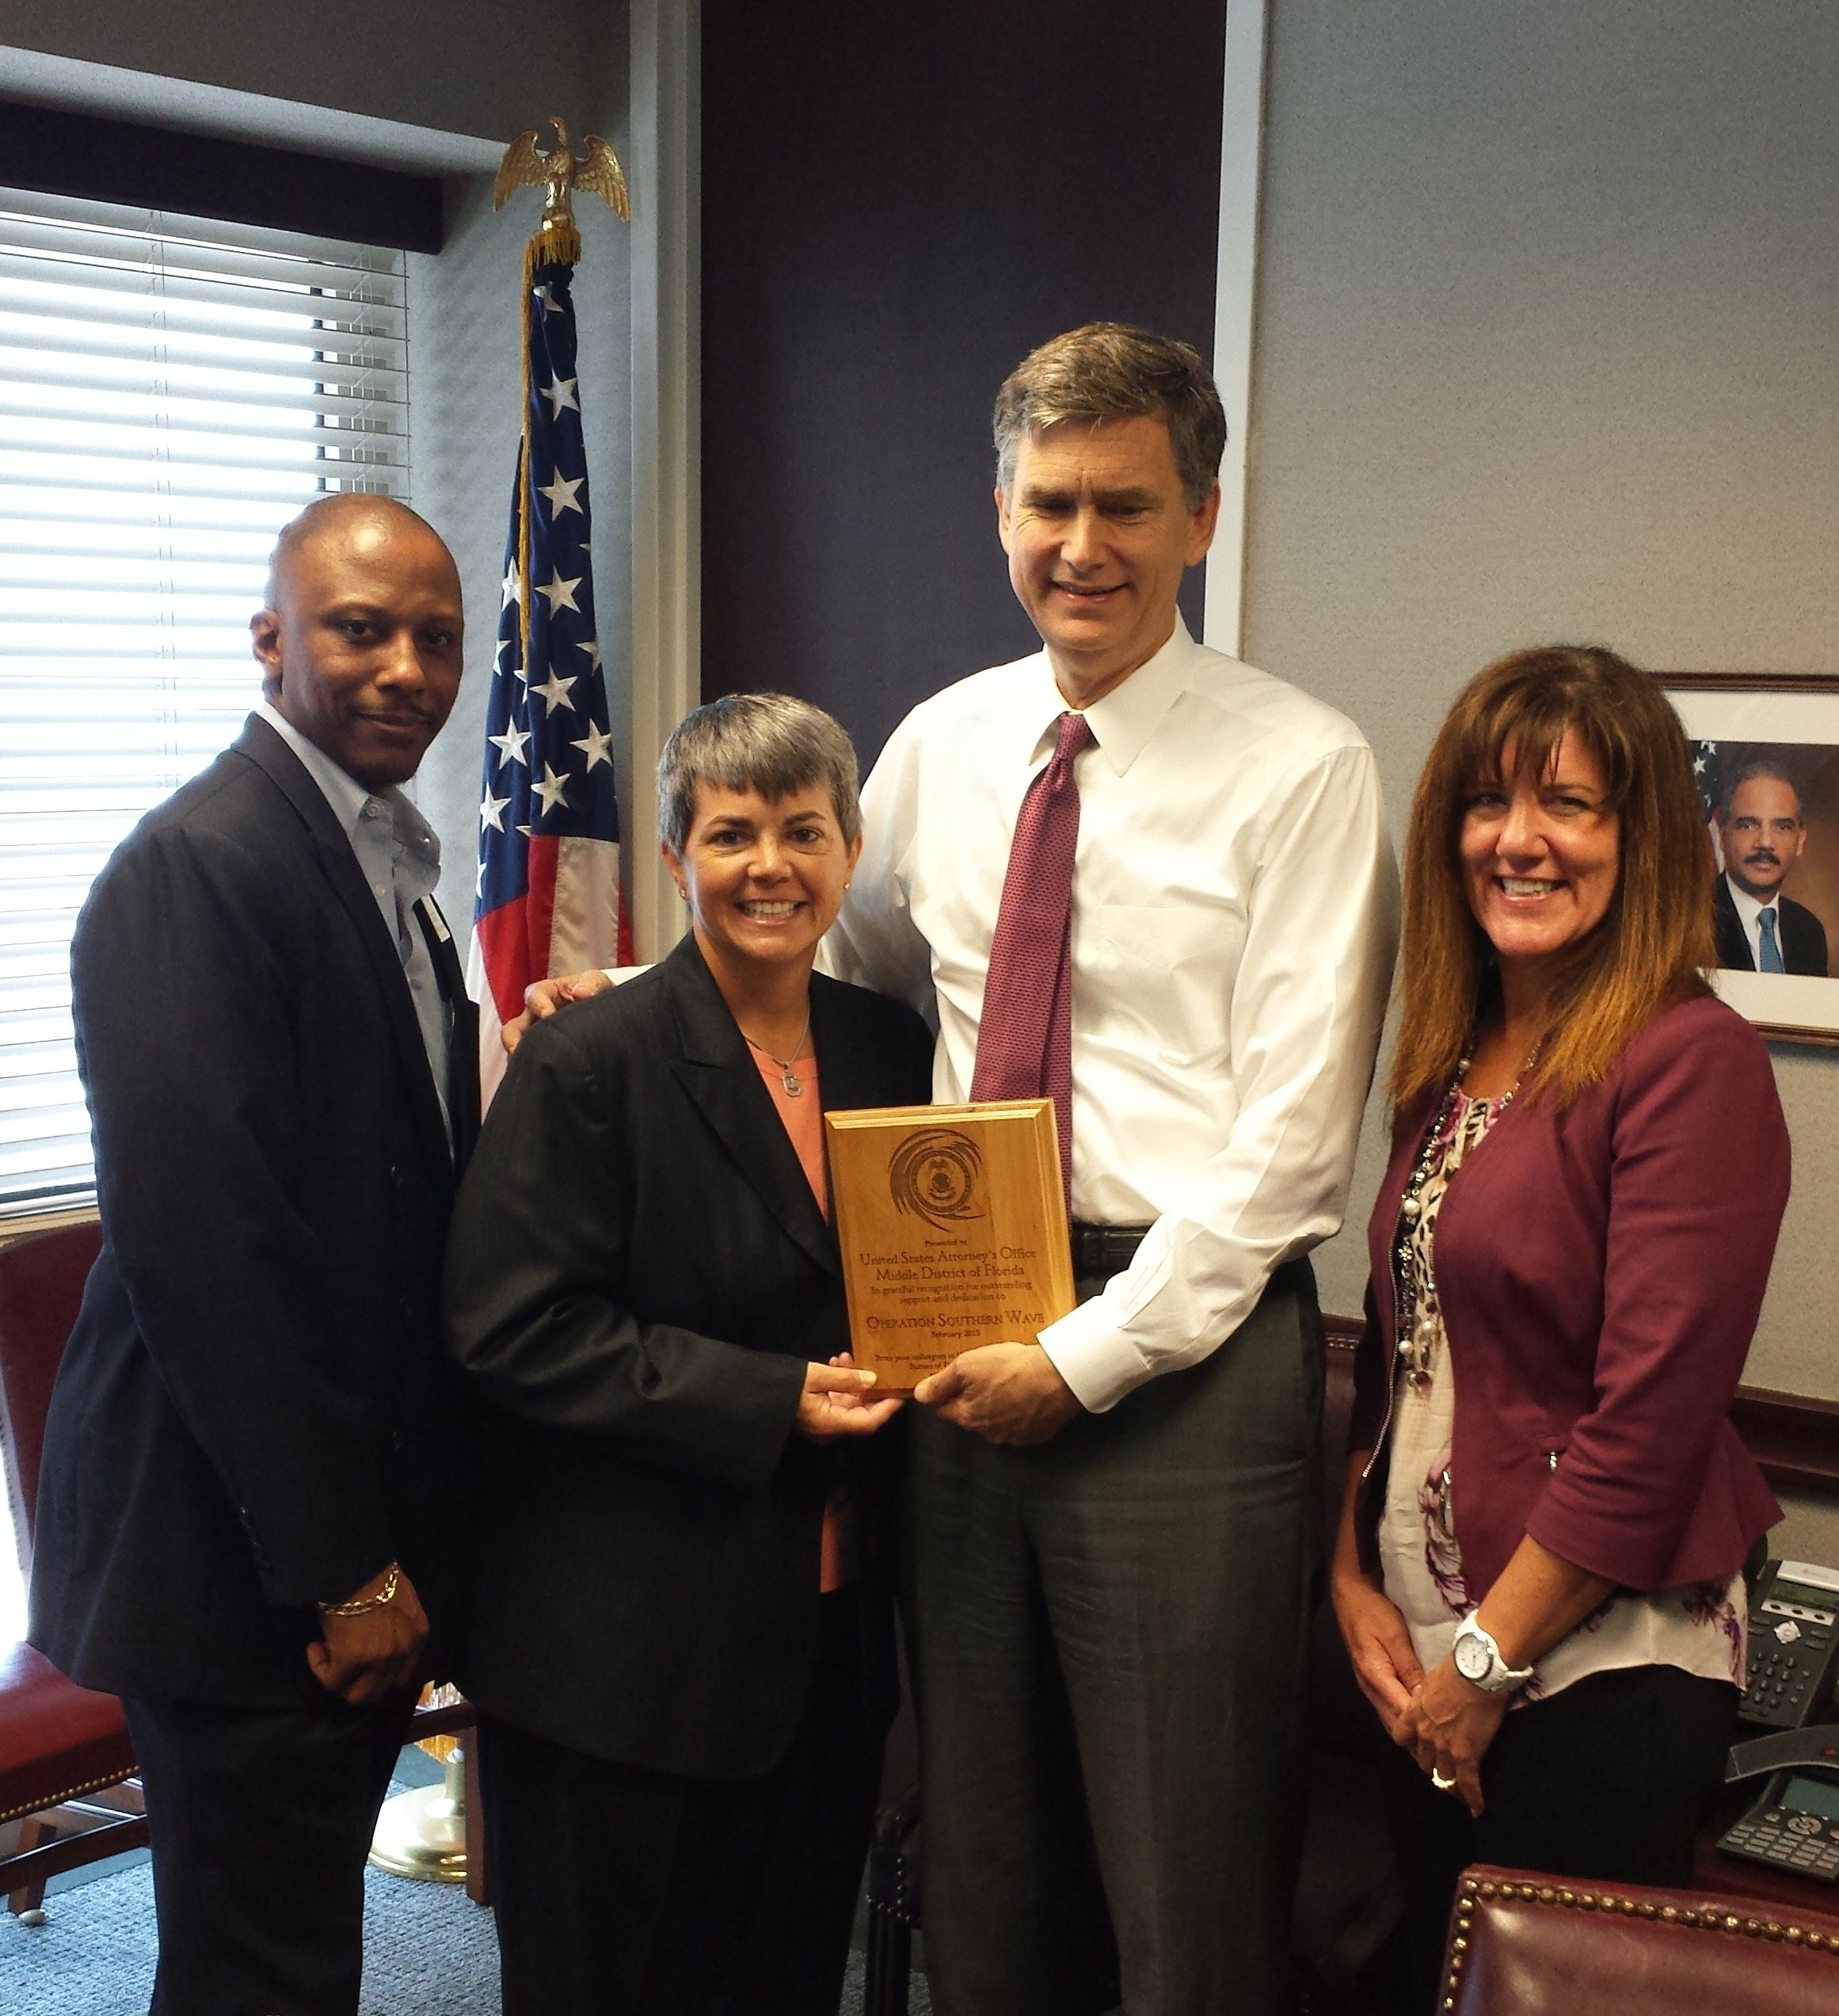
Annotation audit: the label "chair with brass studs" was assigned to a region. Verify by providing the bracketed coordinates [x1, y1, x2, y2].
[1438, 1865, 1839, 2014]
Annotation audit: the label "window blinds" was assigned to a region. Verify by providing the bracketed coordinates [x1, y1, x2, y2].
[0, 187, 409, 1214]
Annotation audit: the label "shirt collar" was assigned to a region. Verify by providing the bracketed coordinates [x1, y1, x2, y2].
[254, 699, 441, 871]
[1022, 616, 1197, 778]
[1724, 875, 1776, 928]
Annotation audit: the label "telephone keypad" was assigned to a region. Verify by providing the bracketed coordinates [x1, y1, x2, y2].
[1719, 1805, 1839, 1881]
[1726, 1822, 1839, 1878]
[1742, 1623, 1833, 1731]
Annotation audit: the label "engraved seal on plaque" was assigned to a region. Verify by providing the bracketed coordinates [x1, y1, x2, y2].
[889, 1128, 986, 1233]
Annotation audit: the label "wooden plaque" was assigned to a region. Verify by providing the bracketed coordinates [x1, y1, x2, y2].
[824, 1099, 1076, 1393]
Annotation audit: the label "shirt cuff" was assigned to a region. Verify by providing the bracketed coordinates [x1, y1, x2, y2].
[1038, 1298, 1152, 1415]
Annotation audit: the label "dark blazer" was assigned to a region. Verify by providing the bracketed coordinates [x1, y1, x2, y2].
[1713, 876, 1829, 976]
[30, 715, 478, 1706]
[444, 934, 935, 1782]
[1351, 993, 1784, 1602]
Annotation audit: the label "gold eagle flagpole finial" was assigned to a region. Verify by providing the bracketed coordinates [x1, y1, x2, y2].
[495, 114, 630, 271]
[494, 116, 630, 682]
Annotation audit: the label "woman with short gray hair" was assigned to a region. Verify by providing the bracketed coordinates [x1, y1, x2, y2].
[447, 692, 935, 2015]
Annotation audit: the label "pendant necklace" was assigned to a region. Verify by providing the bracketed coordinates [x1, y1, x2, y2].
[745, 1012, 813, 1097]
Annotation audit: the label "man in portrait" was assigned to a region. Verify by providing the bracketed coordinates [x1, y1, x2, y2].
[1713, 757, 1829, 976]
[30, 495, 477, 2014]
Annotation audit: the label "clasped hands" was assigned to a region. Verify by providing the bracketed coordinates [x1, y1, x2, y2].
[1332, 1568, 1506, 1816]
[800, 1345, 1079, 1446]
[800, 1337, 1085, 1448]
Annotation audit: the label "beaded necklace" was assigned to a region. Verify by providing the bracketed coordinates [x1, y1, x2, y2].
[1391, 1040, 1538, 1389]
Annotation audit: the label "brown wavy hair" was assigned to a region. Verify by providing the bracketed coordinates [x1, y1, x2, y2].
[992, 323, 1227, 511]
[1392, 645, 1713, 1111]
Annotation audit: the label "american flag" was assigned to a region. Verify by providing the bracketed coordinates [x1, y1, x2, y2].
[468, 254, 630, 1096]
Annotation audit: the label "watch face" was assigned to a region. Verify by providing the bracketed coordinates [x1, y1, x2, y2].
[1454, 1633, 1492, 1682]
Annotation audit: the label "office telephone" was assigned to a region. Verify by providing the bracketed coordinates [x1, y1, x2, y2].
[1716, 1560, 1839, 1881]
[1719, 1725, 1839, 1881]
[1738, 1558, 1839, 1732]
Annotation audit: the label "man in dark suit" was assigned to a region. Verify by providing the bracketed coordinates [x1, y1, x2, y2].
[1713, 761, 1829, 976]
[30, 494, 477, 2014]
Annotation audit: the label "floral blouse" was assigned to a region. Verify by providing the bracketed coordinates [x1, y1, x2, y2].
[1377, 1088, 1746, 1706]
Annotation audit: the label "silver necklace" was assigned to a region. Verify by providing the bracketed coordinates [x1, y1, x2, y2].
[1392, 1041, 1536, 1388]
[744, 1012, 813, 1097]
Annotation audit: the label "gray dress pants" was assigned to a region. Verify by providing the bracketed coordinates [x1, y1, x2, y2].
[906, 1260, 1323, 2016]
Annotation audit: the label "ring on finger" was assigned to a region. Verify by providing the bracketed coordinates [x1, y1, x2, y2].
[1430, 1769, 1457, 1793]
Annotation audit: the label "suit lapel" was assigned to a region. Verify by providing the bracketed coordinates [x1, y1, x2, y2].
[234, 717, 455, 1183]
[414, 896, 482, 1171]
[809, 973, 900, 1118]
[662, 937, 838, 1278]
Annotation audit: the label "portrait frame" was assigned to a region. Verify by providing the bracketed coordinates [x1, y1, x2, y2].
[1662, 670, 1839, 1047]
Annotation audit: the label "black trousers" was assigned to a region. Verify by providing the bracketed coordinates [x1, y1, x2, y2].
[121, 1688, 416, 2016]
[478, 1586, 881, 2016]
[1392, 1663, 1739, 2012]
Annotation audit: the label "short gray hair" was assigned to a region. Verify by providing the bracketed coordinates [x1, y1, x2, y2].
[993, 322, 1227, 511]
[657, 693, 861, 852]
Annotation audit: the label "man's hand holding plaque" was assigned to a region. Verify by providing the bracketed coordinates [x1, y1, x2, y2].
[913, 1343, 1080, 1444]
[824, 1100, 1079, 1431]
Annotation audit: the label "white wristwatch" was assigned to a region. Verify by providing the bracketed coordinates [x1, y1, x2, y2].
[1451, 1617, 1534, 1694]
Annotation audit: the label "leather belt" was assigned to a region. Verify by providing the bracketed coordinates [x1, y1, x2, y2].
[1069, 1221, 1152, 1280]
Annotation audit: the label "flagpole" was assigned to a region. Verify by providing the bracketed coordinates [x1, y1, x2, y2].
[466, 117, 634, 1104]
[375, 120, 635, 1888]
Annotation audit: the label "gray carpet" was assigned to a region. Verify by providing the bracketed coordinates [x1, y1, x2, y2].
[0, 1853, 503, 2016]
[0, 1819, 931, 2014]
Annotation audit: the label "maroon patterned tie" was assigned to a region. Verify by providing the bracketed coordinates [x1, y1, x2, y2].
[971, 711, 1094, 1203]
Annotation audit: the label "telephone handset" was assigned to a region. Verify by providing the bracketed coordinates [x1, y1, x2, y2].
[1719, 1724, 1839, 1882]
[1738, 1558, 1839, 1732]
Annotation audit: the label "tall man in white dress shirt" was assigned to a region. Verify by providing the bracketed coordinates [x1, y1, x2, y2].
[818, 325, 1399, 2016]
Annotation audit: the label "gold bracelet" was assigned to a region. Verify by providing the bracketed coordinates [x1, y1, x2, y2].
[318, 1562, 401, 1618]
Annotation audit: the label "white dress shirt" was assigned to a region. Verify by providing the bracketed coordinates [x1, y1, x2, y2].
[821, 621, 1399, 1413]
[1723, 875, 1784, 969]
[254, 700, 453, 1140]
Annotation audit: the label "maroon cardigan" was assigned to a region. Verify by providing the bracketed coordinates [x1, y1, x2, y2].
[1351, 992, 1787, 1602]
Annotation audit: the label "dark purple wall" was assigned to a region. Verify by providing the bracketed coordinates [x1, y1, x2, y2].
[701, 1, 1228, 768]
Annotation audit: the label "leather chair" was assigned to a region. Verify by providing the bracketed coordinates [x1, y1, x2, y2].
[1440, 1865, 1839, 2014]
[0, 1219, 147, 1913]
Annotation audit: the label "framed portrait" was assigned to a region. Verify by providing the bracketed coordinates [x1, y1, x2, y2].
[1662, 672, 1839, 1046]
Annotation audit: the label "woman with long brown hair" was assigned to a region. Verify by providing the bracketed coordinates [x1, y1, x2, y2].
[1331, 646, 1788, 2000]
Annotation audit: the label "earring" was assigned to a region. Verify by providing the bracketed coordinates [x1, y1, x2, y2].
[675, 885, 687, 901]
